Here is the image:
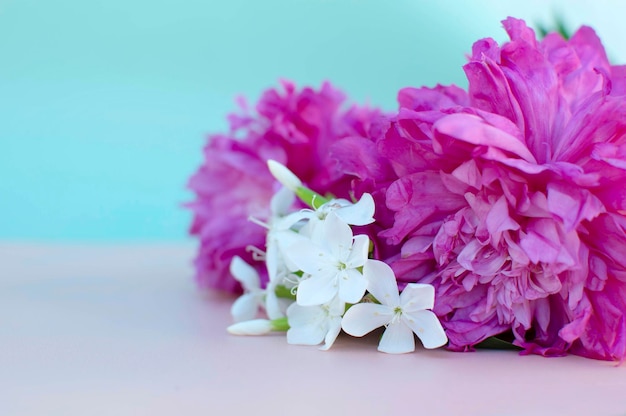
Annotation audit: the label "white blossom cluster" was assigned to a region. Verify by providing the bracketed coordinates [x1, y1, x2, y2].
[226, 161, 448, 354]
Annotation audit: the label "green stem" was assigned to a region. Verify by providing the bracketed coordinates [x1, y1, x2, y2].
[296, 186, 330, 210]
[271, 317, 289, 332]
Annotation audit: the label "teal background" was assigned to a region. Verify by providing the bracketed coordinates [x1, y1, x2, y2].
[1, 0, 623, 241]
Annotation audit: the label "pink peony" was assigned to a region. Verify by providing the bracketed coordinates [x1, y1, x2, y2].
[188, 80, 383, 292]
[373, 18, 626, 360]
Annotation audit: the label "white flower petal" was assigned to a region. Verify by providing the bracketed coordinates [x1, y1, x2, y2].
[283, 239, 331, 275]
[338, 268, 368, 304]
[286, 303, 326, 345]
[265, 283, 289, 320]
[378, 322, 415, 354]
[363, 259, 400, 306]
[276, 230, 309, 272]
[341, 303, 393, 337]
[402, 310, 448, 349]
[321, 213, 354, 259]
[334, 193, 375, 225]
[300, 214, 325, 240]
[286, 302, 322, 326]
[400, 283, 435, 313]
[270, 186, 295, 216]
[229, 256, 260, 290]
[347, 234, 370, 268]
[322, 198, 352, 209]
[230, 293, 260, 322]
[296, 274, 338, 306]
[287, 325, 326, 346]
[265, 241, 280, 282]
[327, 297, 346, 316]
[267, 160, 302, 192]
[274, 210, 312, 232]
[319, 318, 342, 351]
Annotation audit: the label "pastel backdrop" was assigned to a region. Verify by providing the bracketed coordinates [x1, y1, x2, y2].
[1, 0, 625, 241]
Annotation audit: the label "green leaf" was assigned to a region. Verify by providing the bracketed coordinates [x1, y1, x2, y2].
[475, 336, 522, 350]
[536, 16, 570, 40]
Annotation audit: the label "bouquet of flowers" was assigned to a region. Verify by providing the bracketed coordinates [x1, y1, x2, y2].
[188, 17, 626, 361]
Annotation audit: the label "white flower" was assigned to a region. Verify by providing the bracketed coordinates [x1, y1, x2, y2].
[286, 296, 345, 350]
[316, 193, 376, 226]
[229, 256, 265, 322]
[246, 187, 301, 319]
[263, 187, 307, 281]
[294, 193, 376, 238]
[263, 268, 298, 320]
[267, 158, 375, 229]
[284, 213, 370, 306]
[341, 259, 448, 354]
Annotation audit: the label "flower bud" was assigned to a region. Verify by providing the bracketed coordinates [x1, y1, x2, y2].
[267, 160, 302, 192]
[227, 319, 273, 335]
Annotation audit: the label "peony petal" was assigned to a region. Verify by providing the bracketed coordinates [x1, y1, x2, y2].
[464, 56, 525, 134]
[377, 109, 443, 177]
[328, 137, 395, 184]
[401, 235, 432, 257]
[451, 159, 482, 189]
[547, 181, 605, 231]
[486, 196, 520, 244]
[362, 259, 400, 306]
[434, 113, 536, 163]
[381, 172, 465, 244]
[456, 239, 483, 272]
[566, 25, 611, 99]
[403, 310, 448, 349]
[378, 322, 416, 354]
[457, 240, 507, 277]
[610, 65, 626, 96]
[341, 303, 393, 337]
[398, 84, 469, 111]
[519, 220, 561, 265]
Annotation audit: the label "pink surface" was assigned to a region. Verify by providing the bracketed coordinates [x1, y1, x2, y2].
[2, 243, 626, 415]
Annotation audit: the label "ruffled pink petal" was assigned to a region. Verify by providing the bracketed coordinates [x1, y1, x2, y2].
[398, 84, 470, 111]
[381, 173, 465, 245]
